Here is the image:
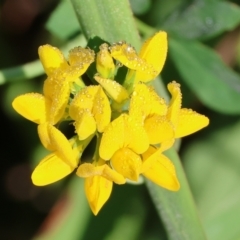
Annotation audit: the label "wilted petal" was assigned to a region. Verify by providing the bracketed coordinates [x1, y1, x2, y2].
[175, 108, 209, 138]
[38, 45, 68, 76]
[111, 148, 142, 181]
[12, 93, 50, 124]
[94, 76, 129, 103]
[77, 162, 126, 184]
[85, 175, 112, 215]
[32, 153, 74, 186]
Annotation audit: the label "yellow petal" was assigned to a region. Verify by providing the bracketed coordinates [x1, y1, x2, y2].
[92, 86, 111, 132]
[38, 45, 68, 76]
[142, 149, 180, 191]
[94, 76, 129, 103]
[32, 153, 74, 186]
[69, 86, 96, 119]
[111, 148, 142, 181]
[12, 93, 50, 124]
[47, 124, 79, 167]
[43, 71, 71, 125]
[167, 81, 182, 126]
[68, 46, 95, 76]
[130, 83, 167, 121]
[37, 123, 54, 151]
[96, 43, 115, 78]
[127, 116, 149, 154]
[99, 114, 149, 160]
[126, 32, 168, 82]
[74, 111, 96, 140]
[144, 115, 174, 144]
[175, 108, 209, 138]
[139, 31, 167, 78]
[77, 163, 126, 184]
[85, 176, 112, 215]
[110, 43, 157, 80]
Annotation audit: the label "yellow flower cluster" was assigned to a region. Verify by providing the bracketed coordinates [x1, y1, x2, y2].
[12, 32, 209, 215]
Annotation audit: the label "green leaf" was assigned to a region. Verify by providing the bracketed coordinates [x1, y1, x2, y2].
[162, 1, 240, 40]
[169, 38, 240, 114]
[70, 0, 141, 50]
[183, 116, 240, 240]
[129, 0, 151, 16]
[46, 0, 81, 40]
[146, 148, 207, 240]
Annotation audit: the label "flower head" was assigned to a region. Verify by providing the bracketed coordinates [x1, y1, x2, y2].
[12, 32, 210, 215]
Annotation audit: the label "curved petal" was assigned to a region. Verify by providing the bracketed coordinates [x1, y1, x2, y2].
[31, 153, 74, 186]
[69, 86, 99, 118]
[47, 124, 79, 167]
[12, 93, 49, 124]
[68, 46, 95, 76]
[167, 81, 182, 126]
[99, 114, 126, 160]
[43, 71, 71, 125]
[130, 83, 167, 121]
[92, 86, 111, 132]
[96, 43, 115, 78]
[37, 123, 54, 151]
[144, 115, 174, 144]
[142, 150, 180, 191]
[175, 108, 209, 138]
[110, 43, 157, 80]
[111, 148, 142, 181]
[85, 176, 112, 215]
[139, 31, 167, 76]
[94, 76, 129, 103]
[127, 116, 149, 154]
[38, 45, 68, 76]
[77, 163, 126, 184]
[74, 111, 96, 140]
[99, 114, 149, 160]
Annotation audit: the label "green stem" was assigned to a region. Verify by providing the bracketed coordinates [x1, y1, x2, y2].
[70, 0, 141, 50]
[0, 35, 86, 85]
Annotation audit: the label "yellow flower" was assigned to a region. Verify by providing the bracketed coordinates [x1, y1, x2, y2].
[77, 159, 125, 215]
[69, 85, 111, 140]
[99, 114, 149, 181]
[94, 75, 129, 103]
[110, 31, 167, 83]
[32, 123, 81, 186]
[96, 43, 115, 79]
[12, 45, 95, 125]
[141, 146, 180, 191]
[167, 81, 209, 138]
[129, 83, 174, 144]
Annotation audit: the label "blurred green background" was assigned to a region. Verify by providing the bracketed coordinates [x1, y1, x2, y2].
[2, 0, 240, 239]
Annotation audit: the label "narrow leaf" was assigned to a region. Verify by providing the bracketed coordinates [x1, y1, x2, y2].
[169, 38, 240, 114]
